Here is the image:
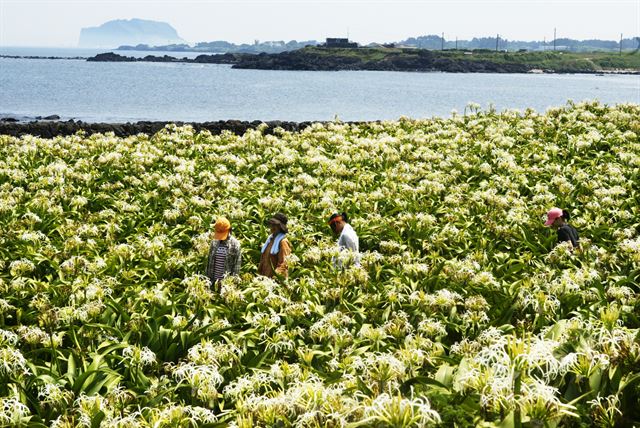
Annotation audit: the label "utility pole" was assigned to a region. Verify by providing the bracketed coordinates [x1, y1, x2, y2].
[543, 37, 546, 51]
[620, 33, 623, 54]
[441, 32, 445, 50]
[455, 37, 458, 50]
[553, 28, 556, 51]
[496, 34, 499, 51]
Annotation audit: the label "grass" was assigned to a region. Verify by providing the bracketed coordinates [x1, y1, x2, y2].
[300, 46, 640, 71]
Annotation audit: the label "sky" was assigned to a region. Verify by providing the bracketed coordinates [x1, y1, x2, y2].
[1, 0, 638, 47]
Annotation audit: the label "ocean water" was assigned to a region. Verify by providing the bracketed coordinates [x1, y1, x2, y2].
[1, 47, 639, 122]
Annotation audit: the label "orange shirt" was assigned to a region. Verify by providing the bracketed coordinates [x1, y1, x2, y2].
[258, 237, 291, 278]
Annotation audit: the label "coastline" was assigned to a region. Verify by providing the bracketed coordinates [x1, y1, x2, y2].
[3, 50, 639, 75]
[0, 54, 87, 60]
[0, 119, 333, 138]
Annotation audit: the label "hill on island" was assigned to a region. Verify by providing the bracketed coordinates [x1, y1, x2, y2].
[78, 18, 185, 48]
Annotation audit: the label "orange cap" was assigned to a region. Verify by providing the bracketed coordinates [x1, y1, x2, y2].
[214, 217, 231, 240]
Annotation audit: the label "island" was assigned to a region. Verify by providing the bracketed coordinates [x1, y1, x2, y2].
[79, 18, 185, 48]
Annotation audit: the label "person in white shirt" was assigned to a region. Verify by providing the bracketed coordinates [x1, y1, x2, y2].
[328, 212, 360, 267]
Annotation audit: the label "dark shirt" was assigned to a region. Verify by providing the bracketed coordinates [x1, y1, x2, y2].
[558, 224, 579, 248]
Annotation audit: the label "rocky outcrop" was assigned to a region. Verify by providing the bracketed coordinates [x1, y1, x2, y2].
[232, 49, 532, 73]
[86, 49, 529, 73]
[86, 50, 530, 72]
[84, 49, 638, 74]
[193, 53, 239, 64]
[233, 51, 365, 71]
[86, 52, 241, 64]
[0, 55, 86, 60]
[87, 52, 137, 62]
[0, 120, 339, 139]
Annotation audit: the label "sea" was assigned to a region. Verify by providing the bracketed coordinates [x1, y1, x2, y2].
[1, 47, 639, 123]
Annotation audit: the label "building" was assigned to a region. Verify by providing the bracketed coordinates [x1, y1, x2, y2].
[325, 38, 358, 48]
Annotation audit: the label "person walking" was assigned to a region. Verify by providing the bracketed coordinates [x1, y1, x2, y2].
[544, 207, 579, 248]
[328, 212, 360, 267]
[258, 213, 291, 278]
[206, 217, 241, 286]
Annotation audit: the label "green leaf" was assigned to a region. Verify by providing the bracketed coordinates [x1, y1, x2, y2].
[619, 372, 640, 392]
[435, 363, 456, 388]
[589, 368, 602, 392]
[498, 411, 515, 428]
[400, 376, 449, 394]
[67, 353, 76, 378]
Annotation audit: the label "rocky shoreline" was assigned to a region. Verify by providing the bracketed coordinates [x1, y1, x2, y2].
[86, 51, 639, 74]
[0, 119, 333, 138]
[86, 52, 239, 64]
[232, 49, 532, 73]
[4, 51, 638, 74]
[0, 52, 239, 64]
[0, 54, 87, 60]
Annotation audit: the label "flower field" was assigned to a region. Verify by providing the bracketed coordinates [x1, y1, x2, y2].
[1, 101, 639, 427]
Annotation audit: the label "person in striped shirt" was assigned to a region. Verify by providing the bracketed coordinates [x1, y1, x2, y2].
[206, 217, 242, 287]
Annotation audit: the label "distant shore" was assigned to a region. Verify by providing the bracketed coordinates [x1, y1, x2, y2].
[3, 48, 639, 74]
[226, 47, 640, 74]
[1, 54, 87, 60]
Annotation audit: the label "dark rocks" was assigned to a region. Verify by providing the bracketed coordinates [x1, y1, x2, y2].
[193, 53, 239, 64]
[84, 48, 635, 74]
[232, 48, 534, 73]
[87, 52, 137, 62]
[86, 52, 242, 64]
[0, 119, 330, 139]
[233, 50, 366, 71]
[0, 55, 86, 60]
[43, 115, 61, 120]
[142, 55, 179, 63]
[1, 117, 18, 122]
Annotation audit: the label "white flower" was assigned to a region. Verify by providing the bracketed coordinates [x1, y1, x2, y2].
[0, 330, 18, 346]
[363, 393, 441, 427]
[122, 345, 156, 367]
[0, 397, 31, 425]
[9, 259, 35, 277]
[0, 347, 31, 377]
[173, 363, 224, 402]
